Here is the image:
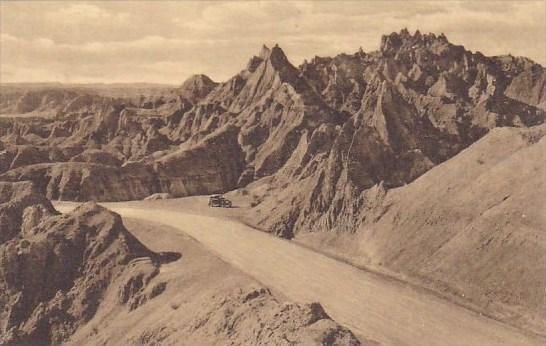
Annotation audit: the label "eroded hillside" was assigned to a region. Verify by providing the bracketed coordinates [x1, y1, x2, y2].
[250, 125, 546, 335]
[0, 181, 180, 344]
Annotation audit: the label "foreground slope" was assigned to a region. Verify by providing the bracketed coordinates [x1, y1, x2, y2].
[69, 219, 362, 346]
[55, 201, 544, 346]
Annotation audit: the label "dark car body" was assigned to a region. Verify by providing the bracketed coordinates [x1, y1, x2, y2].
[208, 195, 232, 208]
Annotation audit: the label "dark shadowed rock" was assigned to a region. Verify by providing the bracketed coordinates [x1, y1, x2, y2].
[155, 124, 245, 197]
[0, 185, 180, 345]
[0, 181, 56, 244]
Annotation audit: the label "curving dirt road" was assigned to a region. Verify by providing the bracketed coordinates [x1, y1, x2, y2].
[55, 202, 543, 346]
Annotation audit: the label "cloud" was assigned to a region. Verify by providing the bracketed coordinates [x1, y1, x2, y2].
[1, 63, 67, 83]
[45, 3, 131, 25]
[180, 1, 308, 32]
[0, 33, 17, 44]
[0, 32, 253, 83]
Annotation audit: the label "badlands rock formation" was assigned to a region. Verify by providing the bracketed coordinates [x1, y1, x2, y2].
[247, 30, 545, 237]
[0, 29, 544, 337]
[0, 181, 178, 345]
[0, 30, 543, 206]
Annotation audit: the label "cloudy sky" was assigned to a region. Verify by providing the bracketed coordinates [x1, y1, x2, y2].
[1, 1, 544, 84]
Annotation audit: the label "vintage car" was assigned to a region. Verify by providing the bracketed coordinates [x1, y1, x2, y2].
[208, 194, 232, 208]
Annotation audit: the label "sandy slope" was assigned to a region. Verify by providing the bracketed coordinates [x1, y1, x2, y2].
[65, 218, 361, 346]
[290, 126, 546, 335]
[55, 202, 543, 346]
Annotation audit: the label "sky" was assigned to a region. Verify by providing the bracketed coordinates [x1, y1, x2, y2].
[1, 1, 544, 85]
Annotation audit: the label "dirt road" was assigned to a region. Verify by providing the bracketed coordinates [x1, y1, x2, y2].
[55, 202, 543, 346]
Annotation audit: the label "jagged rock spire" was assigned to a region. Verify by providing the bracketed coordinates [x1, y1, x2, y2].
[380, 28, 453, 56]
[258, 44, 271, 59]
[247, 44, 291, 72]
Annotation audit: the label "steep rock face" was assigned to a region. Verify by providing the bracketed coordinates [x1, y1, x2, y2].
[155, 124, 245, 196]
[0, 117, 52, 148]
[246, 30, 544, 237]
[0, 145, 52, 173]
[169, 44, 340, 181]
[0, 181, 56, 243]
[0, 184, 179, 345]
[59, 105, 172, 161]
[0, 99, 175, 162]
[301, 50, 372, 115]
[503, 59, 546, 108]
[0, 162, 157, 201]
[70, 148, 123, 166]
[0, 126, 245, 201]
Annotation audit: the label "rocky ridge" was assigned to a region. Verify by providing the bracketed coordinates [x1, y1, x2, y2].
[0, 181, 181, 345]
[242, 30, 545, 237]
[0, 30, 543, 208]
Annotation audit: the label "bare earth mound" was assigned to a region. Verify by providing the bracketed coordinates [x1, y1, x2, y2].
[291, 124, 546, 335]
[69, 219, 364, 346]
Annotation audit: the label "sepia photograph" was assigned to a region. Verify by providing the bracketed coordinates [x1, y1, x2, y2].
[0, 1, 544, 345]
